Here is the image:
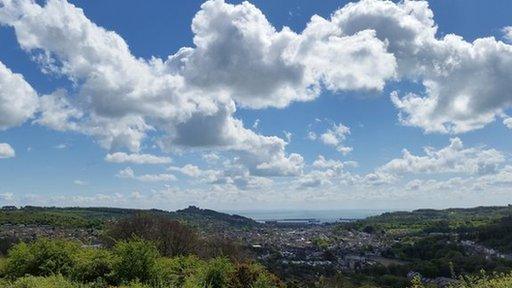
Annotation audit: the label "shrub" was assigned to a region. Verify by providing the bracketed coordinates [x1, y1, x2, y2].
[70, 247, 114, 284]
[5, 239, 80, 278]
[184, 258, 235, 288]
[0, 236, 19, 256]
[112, 238, 159, 284]
[6, 275, 77, 288]
[105, 213, 199, 257]
[229, 262, 283, 288]
[252, 273, 284, 288]
[150, 256, 203, 287]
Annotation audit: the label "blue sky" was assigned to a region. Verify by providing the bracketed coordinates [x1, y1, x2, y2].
[0, 0, 512, 211]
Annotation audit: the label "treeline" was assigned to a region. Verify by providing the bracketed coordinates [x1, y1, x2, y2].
[0, 206, 257, 230]
[0, 213, 281, 288]
[340, 206, 512, 235]
[361, 235, 512, 287]
[474, 216, 512, 253]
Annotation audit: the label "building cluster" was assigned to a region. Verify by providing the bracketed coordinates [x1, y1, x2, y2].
[0, 223, 101, 245]
[225, 223, 398, 273]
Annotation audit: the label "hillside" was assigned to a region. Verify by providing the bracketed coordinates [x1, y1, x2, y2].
[0, 205, 258, 231]
[343, 205, 512, 234]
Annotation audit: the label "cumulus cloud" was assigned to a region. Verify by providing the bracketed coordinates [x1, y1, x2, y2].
[0, 143, 15, 159]
[168, 164, 205, 177]
[105, 152, 171, 165]
[169, 0, 395, 109]
[0, 61, 38, 130]
[0, 0, 303, 177]
[312, 155, 357, 170]
[318, 123, 352, 155]
[116, 167, 176, 182]
[503, 26, 512, 43]
[378, 138, 505, 176]
[503, 116, 512, 129]
[2, 0, 512, 188]
[202, 152, 220, 163]
[330, 0, 512, 133]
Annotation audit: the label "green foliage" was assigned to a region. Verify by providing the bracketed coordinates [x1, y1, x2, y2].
[112, 238, 160, 284]
[380, 235, 512, 279]
[252, 272, 283, 288]
[70, 247, 114, 284]
[408, 272, 512, 288]
[0, 209, 104, 229]
[475, 216, 512, 253]
[454, 272, 512, 288]
[185, 258, 234, 288]
[150, 256, 202, 287]
[311, 237, 330, 249]
[0, 206, 257, 231]
[5, 238, 80, 278]
[2, 275, 78, 288]
[339, 206, 512, 235]
[104, 213, 199, 257]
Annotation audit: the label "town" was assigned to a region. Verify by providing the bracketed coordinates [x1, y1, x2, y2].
[2, 205, 512, 287]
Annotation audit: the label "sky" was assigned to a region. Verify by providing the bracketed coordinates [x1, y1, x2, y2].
[0, 0, 512, 211]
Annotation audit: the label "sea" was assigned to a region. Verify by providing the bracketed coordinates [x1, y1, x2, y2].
[225, 209, 388, 223]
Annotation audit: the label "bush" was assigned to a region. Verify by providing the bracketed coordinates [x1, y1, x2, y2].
[252, 273, 284, 288]
[184, 258, 234, 288]
[70, 247, 114, 284]
[150, 256, 203, 287]
[112, 238, 159, 284]
[229, 262, 283, 288]
[105, 213, 199, 257]
[5, 239, 80, 278]
[5, 275, 77, 288]
[0, 238, 282, 288]
[0, 236, 19, 256]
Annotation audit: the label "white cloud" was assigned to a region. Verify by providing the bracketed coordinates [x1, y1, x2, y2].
[54, 143, 67, 149]
[202, 152, 220, 163]
[116, 167, 176, 182]
[168, 0, 396, 110]
[252, 119, 260, 130]
[34, 90, 82, 131]
[117, 167, 135, 178]
[503, 116, 512, 129]
[378, 138, 505, 176]
[0, 192, 14, 201]
[73, 180, 87, 186]
[105, 152, 171, 165]
[503, 26, 512, 43]
[0, 61, 38, 130]
[312, 155, 355, 170]
[0, 0, 303, 177]
[0, 143, 15, 159]
[307, 131, 317, 140]
[136, 173, 177, 182]
[283, 131, 292, 142]
[2, 0, 512, 190]
[318, 123, 352, 155]
[255, 152, 304, 176]
[328, 0, 512, 133]
[168, 164, 204, 177]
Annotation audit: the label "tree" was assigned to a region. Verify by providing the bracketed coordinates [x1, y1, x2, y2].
[5, 238, 79, 278]
[112, 238, 159, 284]
[105, 213, 199, 257]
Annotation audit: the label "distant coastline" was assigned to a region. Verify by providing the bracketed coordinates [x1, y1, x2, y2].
[224, 209, 389, 223]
